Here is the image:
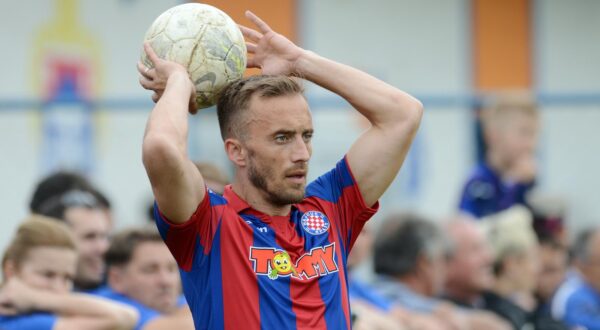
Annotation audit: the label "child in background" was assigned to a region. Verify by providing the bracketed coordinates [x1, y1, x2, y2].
[459, 92, 539, 218]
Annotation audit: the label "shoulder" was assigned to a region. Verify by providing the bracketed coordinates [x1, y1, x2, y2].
[305, 157, 356, 202]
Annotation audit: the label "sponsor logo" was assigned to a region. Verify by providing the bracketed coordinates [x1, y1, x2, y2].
[249, 243, 338, 280]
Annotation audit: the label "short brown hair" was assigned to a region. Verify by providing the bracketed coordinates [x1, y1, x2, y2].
[216, 75, 304, 140]
[2, 215, 76, 272]
[105, 226, 164, 268]
[480, 91, 538, 130]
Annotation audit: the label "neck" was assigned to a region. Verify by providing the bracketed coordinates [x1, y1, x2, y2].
[232, 175, 291, 216]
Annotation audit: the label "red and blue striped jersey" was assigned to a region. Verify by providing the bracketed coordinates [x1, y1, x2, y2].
[154, 157, 378, 330]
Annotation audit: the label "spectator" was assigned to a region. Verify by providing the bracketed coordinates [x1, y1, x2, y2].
[374, 213, 509, 330]
[536, 237, 568, 316]
[0, 216, 137, 330]
[459, 92, 539, 218]
[444, 215, 495, 306]
[481, 206, 566, 329]
[95, 226, 193, 330]
[37, 190, 111, 291]
[558, 228, 600, 329]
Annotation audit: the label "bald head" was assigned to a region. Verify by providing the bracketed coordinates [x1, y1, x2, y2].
[444, 215, 494, 304]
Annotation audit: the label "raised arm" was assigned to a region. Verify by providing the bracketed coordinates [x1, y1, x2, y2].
[139, 43, 206, 224]
[240, 11, 423, 207]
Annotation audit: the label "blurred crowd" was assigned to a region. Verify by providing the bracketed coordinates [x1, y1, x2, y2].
[1, 93, 598, 330]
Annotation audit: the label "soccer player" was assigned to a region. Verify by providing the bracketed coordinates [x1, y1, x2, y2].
[138, 10, 422, 329]
[0, 216, 138, 330]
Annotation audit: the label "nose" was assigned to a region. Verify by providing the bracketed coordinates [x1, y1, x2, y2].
[291, 136, 311, 163]
[95, 236, 110, 255]
[157, 268, 177, 288]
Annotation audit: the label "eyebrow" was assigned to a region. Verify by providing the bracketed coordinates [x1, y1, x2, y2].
[272, 128, 314, 135]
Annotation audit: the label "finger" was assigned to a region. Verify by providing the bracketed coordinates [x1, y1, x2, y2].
[137, 62, 153, 80]
[189, 103, 198, 115]
[139, 76, 155, 90]
[246, 57, 259, 69]
[144, 42, 160, 67]
[151, 91, 163, 103]
[238, 24, 262, 42]
[245, 42, 257, 54]
[245, 10, 271, 34]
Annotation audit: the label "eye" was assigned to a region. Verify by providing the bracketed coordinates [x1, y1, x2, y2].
[274, 135, 289, 143]
[275, 260, 281, 265]
[303, 132, 313, 142]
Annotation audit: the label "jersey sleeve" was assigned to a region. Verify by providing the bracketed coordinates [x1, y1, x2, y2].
[305, 156, 379, 251]
[154, 188, 226, 272]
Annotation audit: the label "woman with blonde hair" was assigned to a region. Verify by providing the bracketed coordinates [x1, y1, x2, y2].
[0, 215, 138, 330]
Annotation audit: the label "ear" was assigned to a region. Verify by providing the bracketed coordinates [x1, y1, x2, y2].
[224, 138, 246, 167]
[2, 260, 17, 279]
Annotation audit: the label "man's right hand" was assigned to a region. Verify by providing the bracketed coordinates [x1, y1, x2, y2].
[138, 43, 198, 113]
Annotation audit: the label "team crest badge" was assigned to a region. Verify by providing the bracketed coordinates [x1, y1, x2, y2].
[301, 211, 330, 235]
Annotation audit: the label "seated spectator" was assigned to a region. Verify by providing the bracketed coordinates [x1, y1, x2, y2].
[37, 190, 111, 291]
[0, 216, 138, 330]
[558, 228, 600, 330]
[348, 226, 409, 330]
[444, 215, 515, 329]
[374, 213, 509, 330]
[535, 237, 568, 316]
[481, 206, 566, 329]
[94, 226, 193, 330]
[459, 92, 539, 218]
[30, 170, 113, 228]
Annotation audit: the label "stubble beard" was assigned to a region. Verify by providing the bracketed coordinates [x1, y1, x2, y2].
[248, 157, 305, 206]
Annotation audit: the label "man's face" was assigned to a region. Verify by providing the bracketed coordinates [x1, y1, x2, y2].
[242, 94, 313, 206]
[536, 244, 567, 301]
[16, 247, 77, 293]
[64, 207, 110, 288]
[579, 232, 600, 292]
[422, 252, 447, 297]
[112, 241, 180, 313]
[446, 223, 494, 295]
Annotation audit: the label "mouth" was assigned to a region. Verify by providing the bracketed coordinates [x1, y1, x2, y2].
[285, 171, 307, 184]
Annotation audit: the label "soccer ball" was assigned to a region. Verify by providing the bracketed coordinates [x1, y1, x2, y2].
[141, 3, 247, 109]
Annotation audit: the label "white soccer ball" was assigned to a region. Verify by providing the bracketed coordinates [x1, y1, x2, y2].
[141, 3, 247, 109]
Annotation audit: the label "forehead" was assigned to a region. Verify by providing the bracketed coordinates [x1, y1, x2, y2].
[23, 247, 77, 272]
[245, 94, 312, 133]
[65, 207, 109, 232]
[130, 241, 174, 264]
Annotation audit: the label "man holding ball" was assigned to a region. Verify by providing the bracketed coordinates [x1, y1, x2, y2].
[138, 10, 422, 330]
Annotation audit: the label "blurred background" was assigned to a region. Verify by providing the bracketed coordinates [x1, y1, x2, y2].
[1, 0, 599, 253]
